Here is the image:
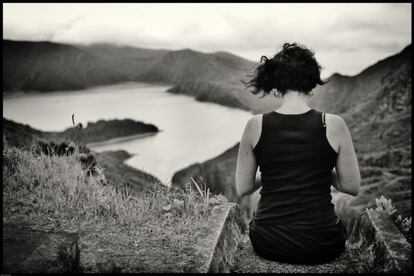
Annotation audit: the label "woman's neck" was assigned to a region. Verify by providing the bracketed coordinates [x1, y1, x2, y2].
[276, 90, 311, 113]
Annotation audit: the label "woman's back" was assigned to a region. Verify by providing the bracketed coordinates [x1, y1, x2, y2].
[249, 109, 347, 264]
[253, 109, 336, 220]
[235, 42, 360, 264]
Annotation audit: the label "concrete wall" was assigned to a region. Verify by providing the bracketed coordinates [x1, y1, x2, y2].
[348, 209, 412, 273]
[189, 203, 246, 273]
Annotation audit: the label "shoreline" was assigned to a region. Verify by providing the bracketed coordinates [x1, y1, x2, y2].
[3, 81, 174, 100]
[87, 131, 160, 148]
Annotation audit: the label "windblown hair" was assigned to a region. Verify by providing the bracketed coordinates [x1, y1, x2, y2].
[243, 43, 326, 96]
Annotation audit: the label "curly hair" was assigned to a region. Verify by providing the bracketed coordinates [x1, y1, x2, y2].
[243, 43, 326, 96]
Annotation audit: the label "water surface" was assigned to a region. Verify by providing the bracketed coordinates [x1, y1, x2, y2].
[4, 82, 252, 185]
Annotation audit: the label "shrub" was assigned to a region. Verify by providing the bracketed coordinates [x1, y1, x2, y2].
[375, 195, 397, 216]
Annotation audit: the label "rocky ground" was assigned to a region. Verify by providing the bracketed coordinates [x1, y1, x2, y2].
[231, 236, 363, 273]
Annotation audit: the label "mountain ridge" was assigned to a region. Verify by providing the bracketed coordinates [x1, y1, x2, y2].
[4, 39, 410, 115]
[3, 39, 253, 95]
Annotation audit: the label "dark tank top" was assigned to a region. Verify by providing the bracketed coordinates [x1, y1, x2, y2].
[249, 109, 347, 264]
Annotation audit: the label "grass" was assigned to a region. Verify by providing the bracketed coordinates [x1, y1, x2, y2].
[3, 140, 215, 272]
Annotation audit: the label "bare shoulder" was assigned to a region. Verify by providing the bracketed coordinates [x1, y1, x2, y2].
[324, 113, 350, 153]
[245, 114, 262, 132]
[245, 114, 263, 147]
[325, 113, 348, 134]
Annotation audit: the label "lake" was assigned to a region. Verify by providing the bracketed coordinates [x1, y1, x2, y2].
[3, 82, 252, 185]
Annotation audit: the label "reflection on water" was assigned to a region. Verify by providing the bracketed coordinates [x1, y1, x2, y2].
[4, 82, 252, 185]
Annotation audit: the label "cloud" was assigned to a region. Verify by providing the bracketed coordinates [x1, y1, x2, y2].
[3, 3, 411, 77]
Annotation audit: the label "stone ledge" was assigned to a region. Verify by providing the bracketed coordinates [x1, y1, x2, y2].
[189, 203, 246, 273]
[4, 206, 409, 273]
[348, 209, 412, 273]
[190, 203, 411, 273]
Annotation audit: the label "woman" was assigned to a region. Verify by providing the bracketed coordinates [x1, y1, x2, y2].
[236, 43, 361, 264]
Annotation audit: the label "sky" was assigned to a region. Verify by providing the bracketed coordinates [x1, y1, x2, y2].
[3, 3, 412, 78]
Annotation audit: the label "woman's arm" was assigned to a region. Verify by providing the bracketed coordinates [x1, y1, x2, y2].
[326, 114, 361, 196]
[236, 117, 260, 197]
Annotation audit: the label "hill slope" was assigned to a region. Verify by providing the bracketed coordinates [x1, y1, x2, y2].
[3, 40, 126, 92]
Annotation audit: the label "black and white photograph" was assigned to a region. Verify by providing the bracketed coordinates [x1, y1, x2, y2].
[2, 2, 412, 273]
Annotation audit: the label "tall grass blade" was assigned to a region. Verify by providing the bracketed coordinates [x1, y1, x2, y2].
[190, 177, 204, 199]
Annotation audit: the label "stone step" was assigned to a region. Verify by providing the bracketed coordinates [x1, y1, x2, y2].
[2, 224, 79, 273]
[231, 235, 362, 273]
